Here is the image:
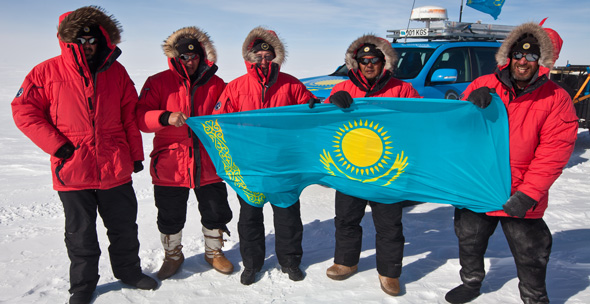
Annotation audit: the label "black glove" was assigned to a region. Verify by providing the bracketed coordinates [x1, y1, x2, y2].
[329, 91, 353, 109]
[133, 160, 144, 173]
[466, 87, 495, 109]
[502, 191, 537, 218]
[54, 143, 75, 159]
[308, 97, 321, 109]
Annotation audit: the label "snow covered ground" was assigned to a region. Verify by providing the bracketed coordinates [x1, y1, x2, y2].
[1, 66, 589, 304]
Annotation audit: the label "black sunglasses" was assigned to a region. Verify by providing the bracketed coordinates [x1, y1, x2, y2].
[179, 54, 197, 61]
[357, 57, 382, 65]
[76, 37, 97, 45]
[512, 52, 539, 62]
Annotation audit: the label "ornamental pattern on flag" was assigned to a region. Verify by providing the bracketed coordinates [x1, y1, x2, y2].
[187, 96, 511, 212]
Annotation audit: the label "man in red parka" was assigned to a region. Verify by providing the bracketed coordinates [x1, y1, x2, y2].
[214, 26, 318, 285]
[445, 23, 578, 304]
[136, 26, 234, 280]
[313, 34, 420, 297]
[11, 6, 156, 304]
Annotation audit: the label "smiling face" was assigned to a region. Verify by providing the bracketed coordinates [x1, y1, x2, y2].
[510, 54, 539, 88]
[358, 56, 384, 81]
[255, 50, 275, 75]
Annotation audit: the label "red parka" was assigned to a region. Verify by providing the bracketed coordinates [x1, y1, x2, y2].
[463, 22, 578, 218]
[215, 27, 315, 114]
[11, 7, 143, 191]
[137, 27, 224, 188]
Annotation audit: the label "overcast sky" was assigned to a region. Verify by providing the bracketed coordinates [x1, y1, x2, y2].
[1, 0, 588, 86]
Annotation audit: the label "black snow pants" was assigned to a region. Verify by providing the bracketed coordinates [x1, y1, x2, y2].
[58, 182, 143, 295]
[154, 182, 232, 234]
[237, 196, 303, 270]
[334, 191, 405, 278]
[453, 207, 552, 304]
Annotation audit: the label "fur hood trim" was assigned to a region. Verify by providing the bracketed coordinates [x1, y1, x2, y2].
[345, 34, 398, 72]
[496, 22, 554, 69]
[242, 26, 286, 66]
[162, 26, 217, 63]
[58, 6, 121, 45]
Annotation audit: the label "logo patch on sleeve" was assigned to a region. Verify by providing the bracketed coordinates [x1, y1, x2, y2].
[16, 88, 24, 98]
[214, 101, 222, 111]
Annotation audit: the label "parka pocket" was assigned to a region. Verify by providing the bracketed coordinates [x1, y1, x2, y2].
[149, 142, 188, 183]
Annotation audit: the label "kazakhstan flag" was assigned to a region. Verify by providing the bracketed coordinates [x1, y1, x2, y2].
[186, 96, 510, 213]
[466, 0, 505, 20]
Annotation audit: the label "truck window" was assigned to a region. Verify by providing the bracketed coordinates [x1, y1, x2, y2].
[471, 47, 498, 78]
[427, 48, 471, 84]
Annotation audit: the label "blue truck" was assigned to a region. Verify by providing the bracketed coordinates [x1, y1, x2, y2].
[301, 20, 514, 101]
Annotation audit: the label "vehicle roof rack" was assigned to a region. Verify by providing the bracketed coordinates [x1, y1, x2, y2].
[387, 21, 515, 42]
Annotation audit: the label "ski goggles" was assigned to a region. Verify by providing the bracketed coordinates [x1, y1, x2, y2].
[255, 54, 275, 62]
[357, 57, 382, 65]
[76, 37, 97, 45]
[512, 52, 539, 62]
[179, 54, 198, 61]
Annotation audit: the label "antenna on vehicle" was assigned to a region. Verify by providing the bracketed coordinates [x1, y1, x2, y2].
[404, 0, 417, 43]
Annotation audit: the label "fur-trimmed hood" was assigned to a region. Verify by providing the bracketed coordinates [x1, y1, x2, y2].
[162, 26, 217, 63]
[242, 26, 286, 66]
[57, 6, 121, 46]
[496, 22, 554, 69]
[345, 34, 398, 72]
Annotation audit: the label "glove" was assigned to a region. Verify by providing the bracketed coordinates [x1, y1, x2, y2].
[133, 160, 144, 173]
[502, 191, 537, 218]
[308, 97, 321, 109]
[329, 91, 353, 109]
[54, 143, 75, 159]
[466, 87, 494, 109]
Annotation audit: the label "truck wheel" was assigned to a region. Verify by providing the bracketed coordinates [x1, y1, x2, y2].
[445, 90, 459, 100]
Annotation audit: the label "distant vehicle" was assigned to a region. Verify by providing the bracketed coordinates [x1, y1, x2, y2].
[301, 6, 514, 101]
[550, 65, 590, 129]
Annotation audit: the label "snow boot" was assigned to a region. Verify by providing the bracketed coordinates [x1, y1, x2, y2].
[240, 267, 260, 285]
[378, 274, 400, 296]
[445, 284, 481, 304]
[326, 263, 358, 280]
[121, 273, 158, 290]
[157, 231, 184, 280]
[281, 266, 304, 281]
[203, 227, 234, 274]
[69, 291, 93, 304]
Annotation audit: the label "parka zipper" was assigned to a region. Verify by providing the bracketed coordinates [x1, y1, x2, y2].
[189, 79, 202, 189]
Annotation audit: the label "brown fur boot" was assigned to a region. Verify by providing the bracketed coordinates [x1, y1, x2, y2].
[157, 231, 184, 280]
[203, 227, 234, 274]
[326, 264, 358, 280]
[379, 274, 401, 296]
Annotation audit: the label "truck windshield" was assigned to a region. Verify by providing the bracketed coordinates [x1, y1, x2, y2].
[393, 48, 435, 79]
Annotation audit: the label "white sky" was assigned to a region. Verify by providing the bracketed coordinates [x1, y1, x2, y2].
[1, 0, 589, 87]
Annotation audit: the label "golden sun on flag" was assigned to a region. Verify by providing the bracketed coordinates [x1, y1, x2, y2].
[332, 120, 393, 176]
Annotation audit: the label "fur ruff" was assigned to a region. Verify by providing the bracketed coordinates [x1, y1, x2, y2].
[58, 6, 121, 45]
[496, 22, 555, 69]
[162, 27, 217, 63]
[345, 34, 398, 72]
[241, 26, 286, 65]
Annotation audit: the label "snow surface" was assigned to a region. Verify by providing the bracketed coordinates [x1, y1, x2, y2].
[1, 67, 589, 304]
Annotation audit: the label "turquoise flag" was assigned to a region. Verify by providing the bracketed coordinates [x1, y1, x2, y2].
[467, 0, 505, 20]
[186, 96, 510, 212]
